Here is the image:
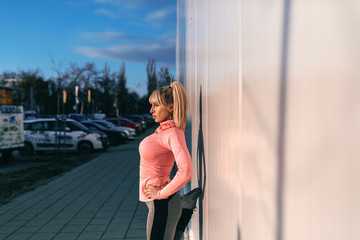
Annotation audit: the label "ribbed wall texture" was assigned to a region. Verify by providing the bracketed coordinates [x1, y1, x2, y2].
[178, 0, 360, 239]
[178, 0, 241, 239]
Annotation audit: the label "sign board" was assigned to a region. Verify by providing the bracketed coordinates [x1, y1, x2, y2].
[0, 105, 24, 150]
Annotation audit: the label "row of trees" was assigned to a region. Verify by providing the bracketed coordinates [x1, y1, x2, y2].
[0, 58, 174, 117]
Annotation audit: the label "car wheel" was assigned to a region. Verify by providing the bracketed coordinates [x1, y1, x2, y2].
[78, 141, 93, 154]
[19, 142, 34, 156]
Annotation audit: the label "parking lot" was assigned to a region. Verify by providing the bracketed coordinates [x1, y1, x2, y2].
[0, 126, 154, 240]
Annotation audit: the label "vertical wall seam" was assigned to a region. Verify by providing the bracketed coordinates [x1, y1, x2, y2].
[277, 0, 292, 240]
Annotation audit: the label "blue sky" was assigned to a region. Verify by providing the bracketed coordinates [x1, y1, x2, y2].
[0, 0, 177, 96]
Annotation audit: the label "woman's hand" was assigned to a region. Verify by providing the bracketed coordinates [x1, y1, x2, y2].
[145, 185, 162, 199]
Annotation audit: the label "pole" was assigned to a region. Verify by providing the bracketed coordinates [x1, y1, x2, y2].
[62, 90, 67, 156]
[88, 89, 91, 114]
[75, 86, 79, 113]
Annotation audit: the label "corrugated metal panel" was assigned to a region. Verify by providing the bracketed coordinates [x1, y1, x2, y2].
[179, 0, 241, 239]
[284, 1, 360, 239]
[241, 1, 284, 239]
[178, 0, 360, 239]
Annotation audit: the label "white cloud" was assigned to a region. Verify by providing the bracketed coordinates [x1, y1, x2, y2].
[144, 7, 175, 22]
[80, 31, 176, 46]
[75, 42, 175, 64]
[93, 0, 123, 4]
[94, 8, 117, 18]
[93, 0, 146, 8]
[93, 0, 175, 10]
[66, 1, 89, 7]
[81, 31, 128, 42]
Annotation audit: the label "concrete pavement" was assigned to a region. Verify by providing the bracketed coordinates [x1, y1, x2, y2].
[0, 130, 151, 240]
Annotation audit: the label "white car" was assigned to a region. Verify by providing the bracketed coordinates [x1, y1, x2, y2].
[19, 118, 105, 155]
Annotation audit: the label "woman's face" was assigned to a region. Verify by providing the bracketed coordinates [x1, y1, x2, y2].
[150, 101, 173, 123]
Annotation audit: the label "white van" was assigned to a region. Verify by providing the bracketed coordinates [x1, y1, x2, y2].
[24, 110, 37, 120]
[20, 118, 105, 155]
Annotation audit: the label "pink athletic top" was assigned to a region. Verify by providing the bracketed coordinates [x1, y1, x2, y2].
[139, 120, 193, 202]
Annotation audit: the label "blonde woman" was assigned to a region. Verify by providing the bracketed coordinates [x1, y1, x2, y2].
[139, 81, 201, 240]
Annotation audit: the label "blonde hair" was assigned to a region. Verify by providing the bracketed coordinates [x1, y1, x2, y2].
[149, 81, 187, 129]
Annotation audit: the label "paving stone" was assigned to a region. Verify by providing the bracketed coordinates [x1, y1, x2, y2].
[68, 218, 92, 225]
[101, 238, 125, 240]
[29, 232, 57, 240]
[52, 232, 79, 240]
[103, 230, 126, 239]
[47, 218, 69, 225]
[126, 229, 146, 238]
[122, 238, 145, 240]
[15, 226, 41, 233]
[0, 233, 9, 239]
[3, 219, 28, 227]
[0, 226, 19, 234]
[77, 231, 104, 240]
[38, 224, 64, 233]
[5, 233, 33, 239]
[90, 218, 113, 225]
[107, 223, 129, 231]
[96, 211, 116, 218]
[84, 224, 108, 232]
[26, 219, 49, 227]
[61, 224, 87, 233]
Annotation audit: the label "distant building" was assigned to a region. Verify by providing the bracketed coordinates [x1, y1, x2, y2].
[0, 85, 22, 105]
[3, 78, 22, 87]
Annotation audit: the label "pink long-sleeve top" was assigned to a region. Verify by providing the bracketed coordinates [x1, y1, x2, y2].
[139, 120, 193, 202]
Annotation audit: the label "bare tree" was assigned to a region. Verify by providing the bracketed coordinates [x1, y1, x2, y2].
[81, 62, 97, 114]
[114, 62, 129, 116]
[157, 66, 173, 87]
[146, 58, 157, 97]
[50, 56, 69, 115]
[98, 63, 115, 116]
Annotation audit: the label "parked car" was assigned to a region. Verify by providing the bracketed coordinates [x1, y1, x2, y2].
[65, 120, 109, 150]
[68, 113, 89, 122]
[81, 121, 127, 146]
[92, 113, 106, 120]
[24, 110, 37, 120]
[19, 118, 105, 155]
[89, 120, 137, 139]
[106, 118, 142, 134]
[142, 114, 156, 127]
[36, 114, 56, 119]
[125, 115, 147, 132]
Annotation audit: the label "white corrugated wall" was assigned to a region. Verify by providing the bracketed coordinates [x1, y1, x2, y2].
[178, 0, 360, 239]
[178, 0, 242, 239]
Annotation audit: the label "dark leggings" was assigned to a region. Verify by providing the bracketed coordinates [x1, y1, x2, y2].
[146, 193, 182, 240]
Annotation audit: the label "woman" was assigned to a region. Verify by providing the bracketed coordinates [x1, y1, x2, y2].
[139, 81, 199, 240]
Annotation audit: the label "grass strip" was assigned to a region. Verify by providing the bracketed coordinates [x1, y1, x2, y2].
[0, 153, 99, 206]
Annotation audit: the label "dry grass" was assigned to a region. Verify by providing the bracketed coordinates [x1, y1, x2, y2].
[0, 152, 99, 206]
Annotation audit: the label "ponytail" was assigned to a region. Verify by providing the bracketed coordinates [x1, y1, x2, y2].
[149, 81, 188, 129]
[171, 81, 187, 129]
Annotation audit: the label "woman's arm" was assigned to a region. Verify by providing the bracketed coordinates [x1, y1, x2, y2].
[155, 129, 193, 199]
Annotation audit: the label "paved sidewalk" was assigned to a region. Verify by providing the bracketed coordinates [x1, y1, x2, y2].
[0, 131, 150, 240]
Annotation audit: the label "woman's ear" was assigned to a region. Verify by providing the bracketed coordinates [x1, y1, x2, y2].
[168, 104, 174, 112]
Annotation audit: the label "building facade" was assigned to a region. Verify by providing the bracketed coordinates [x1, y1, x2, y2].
[177, 0, 360, 239]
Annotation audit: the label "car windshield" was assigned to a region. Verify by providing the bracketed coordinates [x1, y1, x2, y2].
[85, 122, 105, 130]
[95, 121, 117, 129]
[69, 121, 89, 131]
[103, 121, 117, 128]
